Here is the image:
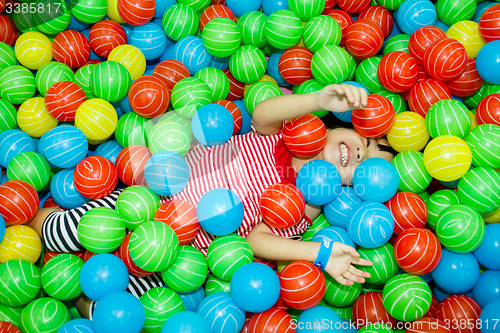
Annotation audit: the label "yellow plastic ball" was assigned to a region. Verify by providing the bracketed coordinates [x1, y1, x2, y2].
[75, 98, 118, 141]
[423, 135, 472, 182]
[244, 75, 279, 95]
[446, 21, 485, 58]
[277, 261, 292, 273]
[107, 0, 126, 23]
[387, 111, 429, 152]
[108, 45, 146, 80]
[469, 111, 478, 130]
[0, 225, 42, 264]
[17, 97, 58, 137]
[483, 207, 500, 223]
[15, 32, 53, 70]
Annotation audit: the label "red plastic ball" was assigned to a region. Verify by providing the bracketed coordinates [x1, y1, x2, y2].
[436, 295, 482, 333]
[479, 4, 500, 42]
[154, 199, 200, 245]
[118, 0, 155, 26]
[446, 58, 483, 98]
[45, 81, 87, 122]
[425, 294, 439, 319]
[82, 250, 97, 262]
[89, 20, 127, 57]
[476, 93, 500, 126]
[118, 232, 152, 277]
[152, 60, 190, 92]
[248, 308, 295, 333]
[223, 69, 245, 101]
[424, 38, 467, 81]
[283, 114, 327, 157]
[385, 192, 428, 235]
[0, 0, 5, 13]
[85, 60, 102, 66]
[358, 5, 393, 39]
[352, 94, 395, 138]
[278, 46, 313, 85]
[42, 196, 65, 211]
[0, 14, 17, 46]
[378, 51, 419, 93]
[279, 261, 325, 310]
[408, 79, 451, 117]
[116, 145, 151, 186]
[128, 75, 170, 118]
[409, 26, 447, 66]
[212, 0, 225, 4]
[323, 0, 336, 13]
[259, 183, 305, 230]
[337, 0, 370, 13]
[214, 100, 242, 135]
[254, 257, 277, 270]
[74, 156, 118, 199]
[352, 292, 397, 329]
[52, 30, 91, 69]
[345, 19, 384, 59]
[394, 228, 442, 275]
[42, 251, 62, 266]
[326, 10, 354, 46]
[0, 180, 39, 225]
[407, 318, 452, 333]
[200, 5, 236, 31]
[0, 321, 21, 333]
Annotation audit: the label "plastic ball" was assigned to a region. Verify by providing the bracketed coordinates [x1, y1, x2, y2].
[352, 94, 395, 138]
[352, 158, 399, 203]
[161, 311, 210, 333]
[6, 152, 49, 192]
[436, 0, 476, 27]
[75, 64, 97, 99]
[173, 36, 212, 75]
[247, 308, 294, 333]
[423, 38, 467, 81]
[352, 292, 396, 328]
[478, 298, 500, 333]
[383, 33, 410, 55]
[470, 270, 500, 309]
[278, 47, 313, 85]
[58, 319, 96, 333]
[426, 99, 471, 138]
[436, 295, 482, 333]
[154, 200, 200, 245]
[426, 189, 459, 229]
[89, 20, 127, 58]
[153, 60, 190, 92]
[148, 120, 191, 156]
[161, 4, 198, 42]
[358, 5, 394, 39]
[303, 15, 341, 53]
[0, 180, 39, 226]
[311, 45, 355, 85]
[77, 207, 126, 253]
[296, 160, 342, 205]
[423, 135, 472, 182]
[323, 186, 363, 229]
[161, 245, 207, 293]
[408, 79, 451, 117]
[431, 249, 479, 294]
[347, 201, 395, 248]
[39, 125, 88, 169]
[386, 111, 429, 152]
[197, 188, 244, 236]
[129, 23, 166, 60]
[195, 67, 230, 101]
[0, 229, 41, 268]
[263, 10, 302, 50]
[458, 167, 500, 214]
[36, 62, 76, 96]
[94, 140, 121, 164]
[279, 261, 325, 310]
[74, 156, 117, 199]
[0, 322, 21, 333]
[397, 0, 437, 36]
[74, 98, 118, 142]
[345, 19, 384, 59]
[115, 185, 159, 230]
[479, 4, 500, 43]
[50, 168, 90, 209]
[391, 150, 432, 193]
[281, 114, 326, 157]
[0, 99, 16, 134]
[0, 65, 35, 104]
[118, 0, 155, 26]
[191, 103, 233, 146]
[69, 0, 107, 24]
[144, 151, 190, 196]
[207, 234, 253, 281]
[116, 145, 151, 186]
[200, 5, 236, 31]
[52, 30, 90, 69]
[337, 0, 370, 13]
[229, 45, 267, 84]
[139, 288, 184, 333]
[295, 306, 342, 332]
[17, 97, 58, 138]
[41, 254, 84, 301]
[45, 81, 87, 122]
[476, 92, 500, 126]
[201, 17, 241, 58]
[259, 183, 305, 229]
[473, 223, 500, 270]
[93, 291, 145, 333]
[20, 298, 70, 333]
[385, 192, 428, 234]
[394, 227, 442, 274]
[128, 76, 169, 118]
[378, 51, 418, 93]
[446, 21, 484, 59]
[409, 26, 447, 65]
[196, 292, 245, 333]
[205, 274, 231, 295]
[14, 32, 52, 70]
[355, 57, 383, 94]
[244, 81, 282, 115]
[325, 10, 353, 47]
[0, 259, 41, 307]
[108, 44, 146, 80]
[357, 243, 398, 285]
[171, 77, 212, 118]
[446, 58, 483, 98]
[213, 100, 242, 135]
[90, 61, 131, 103]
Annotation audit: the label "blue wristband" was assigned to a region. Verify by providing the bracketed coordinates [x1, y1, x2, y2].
[313, 238, 333, 270]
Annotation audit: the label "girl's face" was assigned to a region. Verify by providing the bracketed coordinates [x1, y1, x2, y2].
[321, 128, 395, 185]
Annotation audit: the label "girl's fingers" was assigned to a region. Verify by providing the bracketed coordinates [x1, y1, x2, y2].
[332, 84, 344, 95]
[334, 274, 354, 286]
[360, 88, 368, 107]
[352, 257, 374, 266]
[342, 85, 355, 104]
[351, 87, 361, 108]
[341, 243, 360, 257]
[349, 265, 370, 278]
[342, 271, 365, 284]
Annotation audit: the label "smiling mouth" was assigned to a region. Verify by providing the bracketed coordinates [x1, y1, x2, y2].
[340, 142, 350, 167]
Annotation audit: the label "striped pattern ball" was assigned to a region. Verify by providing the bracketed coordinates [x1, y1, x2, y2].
[17, 97, 58, 138]
[39, 125, 88, 169]
[447, 21, 485, 59]
[197, 292, 245, 332]
[394, 228, 442, 275]
[423, 135, 472, 182]
[177, 0, 210, 14]
[279, 261, 325, 310]
[171, 77, 212, 119]
[476, 93, 500, 126]
[69, 0, 107, 24]
[0, 321, 21, 333]
[0, 41, 17, 73]
[423, 38, 467, 82]
[0, 306, 24, 330]
[337, 0, 371, 13]
[264, 10, 303, 50]
[129, 220, 180, 272]
[214, 100, 242, 135]
[194, 67, 230, 102]
[303, 15, 342, 53]
[378, 90, 405, 115]
[159, 111, 193, 136]
[90, 61, 131, 103]
[479, 4, 500, 42]
[282, 114, 327, 157]
[0, 225, 41, 263]
[74, 156, 118, 199]
[50, 168, 90, 209]
[0, 15, 16, 47]
[383, 34, 410, 55]
[311, 45, 355, 86]
[205, 273, 231, 296]
[161, 245, 208, 293]
[153, 60, 191, 92]
[409, 26, 447, 65]
[115, 112, 148, 148]
[74, 98, 118, 142]
[345, 19, 384, 59]
[173, 36, 213, 75]
[162, 4, 198, 42]
[426, 99, 471, 138]
[458, 167, 500, 214]
[148, 120, 191, 156]
[116, 145, 151, 186]
[229, 45, 267, 84]
[20, 298, 70, 333]
[301, 215, 330, 242]
[357, 243, 398, 285]
[392, 151, 432, 193]
[118, 233, 152, 277]
[385, 192, 428, 235]
[200, 5, 236, 31]
[7, 152, 50, 191]
[288, 0, 325, 21]
[115, 185, 160, 230]
[436, 0, 476, 26]
[129, 75, 170, 118]
[427, 189, 460, 229]
[323, 187, 363, 229]
[89, 20, 127, 57]
[382, 274, 432, 322]
[14, 32, 53, 71]
[0, 99, 16, 134]
[77, 207, 125, 253]
[222, 69, 245, 101]
[0, 180, 39, 225]
[352, 94, 395, 138]
[278, 46, 313, 85]
[355, 56, 383, 94]
[35, 61, 75, 97]
[436, 204, 485, 253]
[259, 183, 306, 229]
[34, 0, 71, 35]
[118, 0, 155, 26]
[436, 295, 481, 333]
[358, 5, 394, 39]
[408, 79, 451, 117]
[52, 30, 91, 69]
[447, 58, 483, 97]
[378, 51, 419, 93]
[465, 124, 500, 169]
[0, 259, 41, 307]
[154, 200, 200, 245]
[140, 287, 185, 333]
[206, 234, 253, 281]
[108, 45, 146, 80]
[347, 202, 395, 248]
[45, 81, 87, 122]
[75, 64, 97, 100]
[323, 272, 361, 307]
[248, 308, 294, 333]
[202, 17, 241, 58]
[41, 254, 84, 301]
[397, 0, 437, 36]
[387, 111, 429, 152]
[237, 11, 267, 48]
[352, 292, 396, 328]
[244, 81, 283, 115]
[0, 66, 36, 105]
[326, 10, 354, 46]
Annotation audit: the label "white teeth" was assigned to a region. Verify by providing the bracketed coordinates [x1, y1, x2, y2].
[340, 143, 348, 167]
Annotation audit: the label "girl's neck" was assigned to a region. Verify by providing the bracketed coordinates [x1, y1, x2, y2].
[291, 150, 323, 173]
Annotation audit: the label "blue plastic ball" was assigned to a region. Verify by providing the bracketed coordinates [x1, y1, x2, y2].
[474, 1, 497, 23]
[1, 174, 7, 185]
[174, 37, 213, 75]
[478, 298, 500, 333]
[431, 249, 480, 294]
[232, 100, 252, 135]
[59, 318, 96, 333]
[196, 188, 244, 236]
[162, 311, 211, 333]
[477, 40, 500, 84]
[297, 306, 343, 333]
[197, 292, 245, 333]
[119, 95, 134, 114]
[94, 140, 122, 164]
[383, 20, 402, 48]
[296, 160, 342, 205]
[472, 270, 500, 308]
[352, 158, 399, 203]
[334, 81, 369, 123]
[50, 168, 90, 209]
[121, 24, 134, 41]
[324, 186, 363, 229]
[267, 51, 289, 86]
[0, 215, 5, 244]
[226, 0, 263, 17]
[154, 0, 175, 18]
[160, 43, 177, 62]
[397, 0, 437, 35]
[433, 285, 472, 303]
[130, 23, 168, 60]
[262, 0, 289, 16]
[0, 129, 35, 168]
[312, 226, 355, 248]
[192, 104, 234, 147]
[144, 151, 190, 196]
[230, 263, 280, 313]
[434, 20, 450, 33]
[473, 224, 500, 270]
[39, 125, 88, 169]
[210, 56, 230, 70]
[341, 319, 358, 333]
[79, 254, 129, 301]
[179, 286, 206, 312]
[347, 201, 395, 248]
[68, 15, 90, 31]
[93, 291, 145, 333]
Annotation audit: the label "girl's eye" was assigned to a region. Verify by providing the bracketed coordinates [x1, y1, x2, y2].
[367, 138, 371, 147]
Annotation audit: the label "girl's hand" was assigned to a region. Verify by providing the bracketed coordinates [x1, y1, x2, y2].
[324, 242, 373, 286]
[315, 84, 369, 113]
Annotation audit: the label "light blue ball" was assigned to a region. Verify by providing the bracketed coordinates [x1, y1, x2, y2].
[267, 50, 289, 86]
[93, 291, 145, 333]
[226, 0, 263, 17]
[160, 42, 177, 61]
[472, 270, 500, 308]
[144, 151, 190, 196]
[192, 104, 234, 147]
[162, 311, 211, 333]
[397, 267, 433, 283]
[473, 224, 500, 270]
[434, 20, 449, 33]
[312, 226, 355, 248]
[94, 141, 122, 164]
[477, 40, 500, 84]
[196, 188, 244, 236]
[68, 15, 90, 31]
[431, 249, 480, 294]
[397, 0, 437, 35]
[352, 157, 399, 203]
[324, 186, 363, 229]
[174, 36, 213, 75]
[0, 129, 35, 168]
[262, 0, 288, 16]
[296, 160, 342, 205]
[59, 318, 96, 333]
[479, 298, 500, 333]
[210, 56, 230, 70]
[347, 201, 395, 248]
[197, 292, 245, 333]
[39, 125, 88, 169]
[119, 95, 133, 114]
[341, 319, 358, 333]
[130, 23, 168, 61]
[232, 100, 252, 135]
[50, 168, 90, 209]
[0, 174, 7, 185]
[0, 215, 5, 244]
[297, 306, 343, 333]
[474, 1, 496, 23]
[451, 95, 464, 103]
[154, 0, 175, 18]
[179, 286, 206, 312]
[121, 24, 134, 41]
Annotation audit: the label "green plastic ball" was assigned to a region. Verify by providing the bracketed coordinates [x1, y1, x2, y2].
[75, 64, 97, 99]
[288, 0, 326, 21]
[311, 45, 355, 86]
[417, 190, 430, 202]
[0, 42, 17, 73]
[161, 245, 208, 293]
[437, 0, 476, 26]
[159, 111, 192, 136]
[392, 151, 432, 193]
[382, 274, 432, 322]
[202, 18, 241, 58]
[383, 34, 410, 55]
[13, 11, 39, 34]
[426, 99, 471, 139]
[34, 0, 71, 35]
[457, 167, 500, 214]
[148, 120, 191, 156]
[0, 99, 17, 134]
[330, 305, 353, 320]
[7, 152, 51, 191]
[355, 56, 383, 93]
[36, 62, 75, 97]
[376, 0, 405, 10]
[0, 259, 41, 307]
[464, 83, 485, 109]
[177, 0, 210, 14]
[357, 243, 398, 285]
[171, 77, 212, 119]
[129, 220, 180, 272]
[427, 189, 460, 229]
[21, 297, 70, 333]
[140, 287, 185, 333]
[359, 324, 394, 333]
[377, 90, 406, 115]
[205, 273, 231, 296]
[484, 82, 500, 97]
[301, 214, 330, 242]
[296, 79, 328, 117]
[323, 273, 361, 307]
[206, 234, 253, 281]
[229, 45, 267, 84]
[115, 185, 160, 230]
[0, 65, 36, 104]
[436, 204, 485, 253]
[264, 10, 303, 49]
[115, 112, 148, 148]
[244, 81, 283, 115]
[465, 124, 500, 169]
[261, 42, 281, 57]
[303, 15, 341, 53]
[41, 254, 83, 301]
[194, 67, 230, 102]
[0, 304, 23, 327]
[77, 207, 126, 254]
[238, 11, 267, 48]
[162, 4, 199, 41]
[90, 61, 131, 103]
[69, 0, 107, 24]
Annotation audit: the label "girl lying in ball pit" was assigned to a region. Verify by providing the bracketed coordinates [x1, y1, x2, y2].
[28, 84, 396, 315]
